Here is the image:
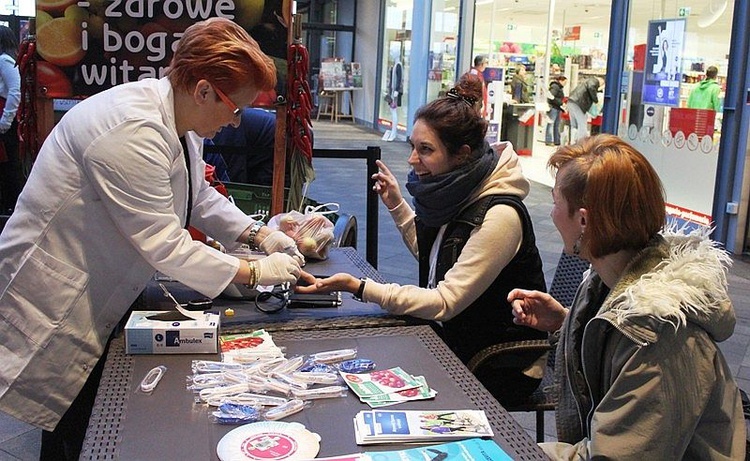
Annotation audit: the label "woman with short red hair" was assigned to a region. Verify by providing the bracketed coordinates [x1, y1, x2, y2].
[509, 134, 745, 459]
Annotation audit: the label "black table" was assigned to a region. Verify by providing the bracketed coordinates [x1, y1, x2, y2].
[80, 326, 548, 460]
[144, 248, 419, 333]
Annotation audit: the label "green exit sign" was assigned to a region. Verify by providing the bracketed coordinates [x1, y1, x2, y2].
[507, 24, 516, 31]
[678, 7, 691, 17]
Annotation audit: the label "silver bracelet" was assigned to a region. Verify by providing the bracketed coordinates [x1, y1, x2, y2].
[246, 221, 265, 251]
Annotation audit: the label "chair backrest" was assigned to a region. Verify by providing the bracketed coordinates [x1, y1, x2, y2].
[548, 252, 590, 308]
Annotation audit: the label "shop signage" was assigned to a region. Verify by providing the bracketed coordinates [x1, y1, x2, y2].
[34, 0, 288, 101]
[563, 26, 580, 41]
[642, 18, 686, 106]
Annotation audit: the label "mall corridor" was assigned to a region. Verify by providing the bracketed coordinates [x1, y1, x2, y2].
[1, 120, 749, 458]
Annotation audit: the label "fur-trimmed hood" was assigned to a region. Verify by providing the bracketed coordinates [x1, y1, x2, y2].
[598, 228, 736, 345]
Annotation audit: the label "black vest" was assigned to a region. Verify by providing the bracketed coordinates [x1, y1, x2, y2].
[416, 194, 547, 364]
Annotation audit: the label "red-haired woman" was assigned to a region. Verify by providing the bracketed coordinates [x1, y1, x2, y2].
[509, 135, 745, 459]
[0, 18, 304, 459]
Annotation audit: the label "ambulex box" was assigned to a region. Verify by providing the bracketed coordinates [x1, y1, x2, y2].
[125, 311, 220, 354]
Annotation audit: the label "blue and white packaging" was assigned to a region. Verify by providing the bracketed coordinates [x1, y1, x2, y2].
[125, 311, 220, 354]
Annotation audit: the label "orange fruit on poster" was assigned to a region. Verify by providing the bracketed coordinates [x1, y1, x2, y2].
[36, 0, 77, 15]
[36, 17, 85, 67]
[35, 10, 53, 28]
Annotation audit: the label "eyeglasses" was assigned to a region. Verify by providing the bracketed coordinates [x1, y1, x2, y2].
[212, 85, 241, 117]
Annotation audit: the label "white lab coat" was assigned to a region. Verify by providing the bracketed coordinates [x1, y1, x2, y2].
[0, 77, 254, 430]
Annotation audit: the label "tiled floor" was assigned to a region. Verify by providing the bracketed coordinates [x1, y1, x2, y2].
[2, 120, 750, 458]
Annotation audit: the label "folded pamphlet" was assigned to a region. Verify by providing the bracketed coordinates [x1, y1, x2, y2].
[353, 409, 493, 445]
[361, 438, 512, 460]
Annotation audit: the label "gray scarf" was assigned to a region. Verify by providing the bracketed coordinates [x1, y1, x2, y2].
[406, 142, 499, 227]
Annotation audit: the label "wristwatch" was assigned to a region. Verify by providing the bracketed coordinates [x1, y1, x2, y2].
[246, 221, 265, 251]
[353, 278, 366, 302]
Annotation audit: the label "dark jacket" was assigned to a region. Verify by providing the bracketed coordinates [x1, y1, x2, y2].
[416, 194, 547, 404]
[547, 80, 565, 110]
[568, 77, 600, 113]
[388, 62, 403, 106]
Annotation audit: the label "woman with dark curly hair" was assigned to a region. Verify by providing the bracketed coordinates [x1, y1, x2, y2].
[299, 78, 548, 406]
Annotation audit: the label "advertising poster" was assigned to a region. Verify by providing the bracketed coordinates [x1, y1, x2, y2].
[34, 0, 289, 104]
[642, 18, 685, 106]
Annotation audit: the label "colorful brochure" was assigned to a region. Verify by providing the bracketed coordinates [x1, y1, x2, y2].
[219, 329, 284, 363]
[360, 376, 437, 408]
[353, 409, 493, 445]
[340, 367, 423, 399]
[361, 438, 512, 460]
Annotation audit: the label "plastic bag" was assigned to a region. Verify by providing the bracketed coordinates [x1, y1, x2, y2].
[267, 203, 338, 260]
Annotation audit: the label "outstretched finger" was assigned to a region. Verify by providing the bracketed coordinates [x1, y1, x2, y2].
[375, 159, 394, 177]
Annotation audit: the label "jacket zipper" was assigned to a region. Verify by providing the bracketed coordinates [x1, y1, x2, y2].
[578, 316, 648, 438]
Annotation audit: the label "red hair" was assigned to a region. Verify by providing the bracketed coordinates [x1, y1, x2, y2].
[166, 17, 276, 95]
[548, 135, 666, 258]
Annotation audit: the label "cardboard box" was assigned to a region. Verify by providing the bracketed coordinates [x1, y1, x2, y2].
[125, 311, 220, 354]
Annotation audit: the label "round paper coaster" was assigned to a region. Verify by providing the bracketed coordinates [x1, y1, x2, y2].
[216, 421, 321, 460]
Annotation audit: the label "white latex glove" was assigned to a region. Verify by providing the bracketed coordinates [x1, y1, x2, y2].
[256, 253, 301, 286]
[392, 91, 398, 98]
[259, 230, 305, 266]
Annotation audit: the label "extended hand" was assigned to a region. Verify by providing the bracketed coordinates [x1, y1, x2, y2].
[507, 289, 568, 332]
[294, 273, 358, 294]
[372, 159, 403, 210]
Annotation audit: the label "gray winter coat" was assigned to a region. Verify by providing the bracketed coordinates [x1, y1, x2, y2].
[544, 231, 745, 460]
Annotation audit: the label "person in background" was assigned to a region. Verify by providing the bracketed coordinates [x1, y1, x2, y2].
[566, 76, 603, 142]
[0, 25, 21, 215]
[511, 64, 530, 103]
[298, 77, 549, 407]
[545, 75, 567, 146]
[205, 107, 284, 186]
[467, 54, 489, 117]
[687, 65, 722, 112]
[457, 72, 485, 115]
[508, 135, 745, 459]
[0, 18, 305, 460]
[382, 51, 403, 142]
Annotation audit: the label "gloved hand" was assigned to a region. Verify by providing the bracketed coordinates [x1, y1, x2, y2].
[392, 91, 398, 98]
[256, 253, 301, 286]
[259, 230, 305, 266]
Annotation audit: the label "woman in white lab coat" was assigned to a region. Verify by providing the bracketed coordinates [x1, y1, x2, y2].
[0, 18, 303, 459]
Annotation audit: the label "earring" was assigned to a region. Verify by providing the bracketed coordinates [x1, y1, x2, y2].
[573, 233, 583, 255]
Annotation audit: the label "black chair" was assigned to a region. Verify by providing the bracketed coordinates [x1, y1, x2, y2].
[467, 252, 589, 442]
